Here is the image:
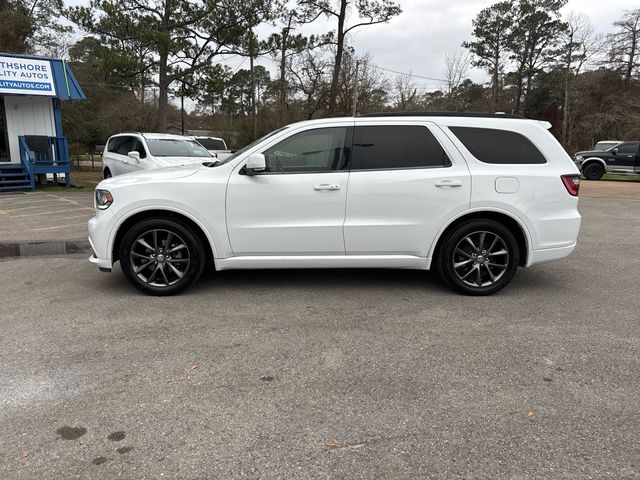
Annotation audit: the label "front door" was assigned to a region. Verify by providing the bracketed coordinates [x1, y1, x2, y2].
[0, 98, 9, 162]
[226, 125, 351, 256]
[609, 143, 638, 173]
[344, 122, 471, 257]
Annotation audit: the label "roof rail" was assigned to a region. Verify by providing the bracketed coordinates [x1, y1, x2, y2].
[358, 111, 527, 119]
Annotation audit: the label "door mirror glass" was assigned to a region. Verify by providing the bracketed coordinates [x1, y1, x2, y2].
[128, 151, 141, 162]
[245, 153, 266, 174]
[612, 148, 618, 155]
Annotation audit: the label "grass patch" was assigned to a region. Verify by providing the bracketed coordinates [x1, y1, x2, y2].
[603, 173, 640, 182]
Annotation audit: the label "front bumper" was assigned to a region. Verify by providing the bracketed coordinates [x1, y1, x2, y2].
[88, 234, 112, 271]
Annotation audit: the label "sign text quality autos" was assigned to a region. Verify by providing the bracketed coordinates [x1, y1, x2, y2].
[0, 56, 57, 97]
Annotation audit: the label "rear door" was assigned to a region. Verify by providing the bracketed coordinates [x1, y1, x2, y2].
[611, 143, 638, 172]
[343, 122, 470, 257]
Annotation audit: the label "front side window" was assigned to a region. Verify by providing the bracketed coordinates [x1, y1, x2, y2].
[617, 143, 638, 154]
[131, 138, 147, 158]
[351, 125, 450, 170]
[196, 138, 226, 150]
[146, 139, 212, 157]
[261, 127, 347, 173]
[449, 126, 546, 164]
[114, 137, 134, 156]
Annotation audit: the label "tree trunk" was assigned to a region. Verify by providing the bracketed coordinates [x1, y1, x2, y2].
[278, 28, 288, 125]
[328, 0, 347, 115]
[624, 29, 637, 87]
[157, 49, 169, 132]
[561, 69, 570, 146]
[514, 72, 523, 114]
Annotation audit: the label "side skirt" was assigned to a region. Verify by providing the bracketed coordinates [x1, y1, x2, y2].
[215, 255, 429, 271]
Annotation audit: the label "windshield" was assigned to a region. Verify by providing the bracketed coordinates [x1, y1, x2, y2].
[146, 138, 212, 157]
[595, 142, 619, 151]
[213, 126, 290, 166]
[195, 138, 226, 150]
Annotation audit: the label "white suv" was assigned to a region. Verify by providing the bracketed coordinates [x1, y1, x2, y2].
[88, 113, 581, 296]
[102, 133, 212, 178]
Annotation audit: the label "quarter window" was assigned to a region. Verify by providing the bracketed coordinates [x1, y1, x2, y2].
[449, 127, 546, 164]
[261, 127, 347, 173]
[351, 125, 450, 170]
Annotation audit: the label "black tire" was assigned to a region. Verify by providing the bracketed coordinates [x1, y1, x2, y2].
[582, 162, 604, 180]
[103, 168, 112, 179]
[119, 218, 206, 296]
[436, 219, 520, 296]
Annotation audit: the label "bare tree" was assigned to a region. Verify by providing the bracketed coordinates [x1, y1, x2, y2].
[608, 8, 640, 87]
[444, 52, 471, 110]
[392, 74, 418, 110]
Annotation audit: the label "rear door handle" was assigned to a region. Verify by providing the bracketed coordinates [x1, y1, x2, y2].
[314, 184, 341, 191]
[435, 180, 462, 188]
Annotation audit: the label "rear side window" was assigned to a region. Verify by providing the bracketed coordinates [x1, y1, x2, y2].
[449, 127, 546, 164]
[352, 125, 450, 170]
[617, 143, 638, 154]
[196, 138, 226, 150]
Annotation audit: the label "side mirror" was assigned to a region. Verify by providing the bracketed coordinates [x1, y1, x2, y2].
[611, 148, 618, 155]
[127, 151, 141, 163]
[244, 153, 266, 175]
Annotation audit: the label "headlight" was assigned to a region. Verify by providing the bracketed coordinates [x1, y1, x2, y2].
[574, 155, 584, 162]
[95, 189, 113, 210]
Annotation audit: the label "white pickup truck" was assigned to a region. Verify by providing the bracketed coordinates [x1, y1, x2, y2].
[192, 136, 233, 161]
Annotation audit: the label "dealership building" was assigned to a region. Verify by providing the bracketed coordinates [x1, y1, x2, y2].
[0, 53, 85, 191]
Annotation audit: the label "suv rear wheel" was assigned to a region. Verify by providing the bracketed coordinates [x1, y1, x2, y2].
[437, 219, 520, 295]
[119, 218, 206, 296]
[582, 162, 604, 180]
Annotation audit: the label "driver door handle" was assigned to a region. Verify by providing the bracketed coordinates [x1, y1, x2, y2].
[314, 184, 341, 191]
[435, 180, 462, 188]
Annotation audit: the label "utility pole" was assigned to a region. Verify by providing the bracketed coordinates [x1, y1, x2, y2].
[351, 60, 360, 117]
[180, 80, 185, 136]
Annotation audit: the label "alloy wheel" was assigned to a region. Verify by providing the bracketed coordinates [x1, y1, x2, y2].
[452, 230, 509, 288]
[129, 229, 191, 287]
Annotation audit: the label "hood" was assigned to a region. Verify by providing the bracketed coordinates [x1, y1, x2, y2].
[98, 162, 203, 189]
[574, 149, 609, 157]
[152, 156, 211, 167]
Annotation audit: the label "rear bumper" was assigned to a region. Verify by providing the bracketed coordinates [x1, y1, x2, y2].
[526, 242, 576, 267]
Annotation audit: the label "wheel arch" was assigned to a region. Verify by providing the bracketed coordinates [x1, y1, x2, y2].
[429, 210, 531, 268]
[111, 208, 216, 267]
[581, 157, 607, 170]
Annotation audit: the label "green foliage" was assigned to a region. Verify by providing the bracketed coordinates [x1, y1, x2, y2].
[0, 0, 70, 54]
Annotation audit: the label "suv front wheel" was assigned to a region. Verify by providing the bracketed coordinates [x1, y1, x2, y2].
[437, 219, 520, 295]
[119, 218, 206, 296]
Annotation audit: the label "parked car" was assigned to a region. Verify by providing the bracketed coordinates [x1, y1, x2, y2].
[192, 136, 233, 160]
[89, 113, 581, 296]
[574, 141, 639, 180]
[102, 133, 213, 178]
[593, 140, 622, 151]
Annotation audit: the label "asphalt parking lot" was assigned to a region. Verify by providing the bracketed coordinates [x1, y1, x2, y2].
[1, 189, 639, 479]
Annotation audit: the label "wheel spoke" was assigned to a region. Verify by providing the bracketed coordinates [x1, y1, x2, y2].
[487, 261, 507, 268]
[488, 249, 508, 257]
[460, 264, 478, 280]
[454, 258, 474, 269]
[464, 236, 477, 251]
[160, 266, 170, 285]
[455, 248, 473, 259]
[136, 238, 154, 251]
[487, 235, 498, 253]
[485, 264, 496, 283]
[132, 252, 153, 260]
[167, 257, 188, 263]
[478, 232, 486, 251]
[135, 259, 155, 273]
[147, 264, 161, 283]
[152, 230, 158, 250]
[167, 244, 187, 254]
[165, 232, 173, 249]
[475, 264, 482, 286]
[167, 262, 184, 278]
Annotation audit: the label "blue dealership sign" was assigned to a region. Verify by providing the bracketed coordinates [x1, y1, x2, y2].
[0, 56, 57, 96]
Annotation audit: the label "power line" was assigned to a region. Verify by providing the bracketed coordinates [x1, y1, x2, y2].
[368, 64, 447, 83]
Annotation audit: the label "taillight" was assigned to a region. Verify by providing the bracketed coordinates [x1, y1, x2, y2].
[561, 174, 580, 196]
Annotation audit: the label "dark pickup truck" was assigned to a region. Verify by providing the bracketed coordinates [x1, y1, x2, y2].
[574, 141, 640, 180]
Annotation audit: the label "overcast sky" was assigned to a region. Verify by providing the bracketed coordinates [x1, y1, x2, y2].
[65, 0, 638, 92]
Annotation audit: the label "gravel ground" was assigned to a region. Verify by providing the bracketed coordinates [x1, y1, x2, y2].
[0, 196, 639, 479]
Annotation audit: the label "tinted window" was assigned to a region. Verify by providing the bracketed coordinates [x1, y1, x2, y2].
[351, 125, 450, 170]
[146, 139, 211, 157]
[617, 143, 638, 154]
[449, 127, 546, 164]
[114, 136, 134, 156]
[196, 138, 226, 150]
[107, 137, 129, 154]
[262, 127, 347, 173]
[131, 138, 147, 159]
